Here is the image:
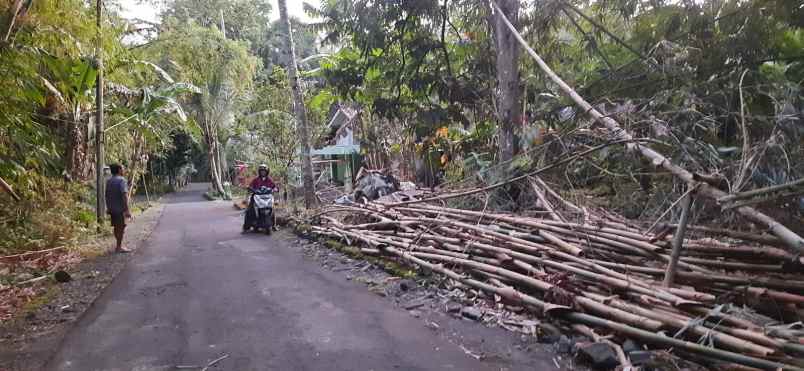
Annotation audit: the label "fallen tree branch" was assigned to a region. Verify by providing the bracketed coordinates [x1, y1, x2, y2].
[662, 224, 784, 247]
[528, 177, 566, 222]
[490, 0, 804, 254]
[734, 69, 752, 192]
[723, 190, 804, 210]
[386, 238, 799, 367]
[0, 176, 21, 202]
[645, 184, 698, 234]
[664, 190, 692, 286]
[719, 178, 804, 204]
[386, 138, 659, 207]
[201, 354, 229, 371]
[308, 197, 804, 367]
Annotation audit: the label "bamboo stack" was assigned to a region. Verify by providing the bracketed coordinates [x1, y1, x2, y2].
[307, 186, 804, 370]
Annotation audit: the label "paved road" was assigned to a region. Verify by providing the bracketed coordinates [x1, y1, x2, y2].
[47, 185, 557, 371]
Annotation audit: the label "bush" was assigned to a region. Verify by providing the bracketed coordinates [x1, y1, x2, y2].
[0, 174, 98, 255]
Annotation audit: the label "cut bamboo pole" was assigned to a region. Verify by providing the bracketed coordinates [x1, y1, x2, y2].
[668, 242, 796, 262]
[678, 257, 783, 272]
[594, 260, 804, 293]
[718, 178, 804, 204]
[531, 175, 584, 213]
[388, 234, 799, 368]
[584, 293, 776, 356]
[665, 191, 692, 286]
[528, 177, 566, 222]
[667, 224, 784, 247]
[309, 195, 804, 367]
[565, 312, 802, 370]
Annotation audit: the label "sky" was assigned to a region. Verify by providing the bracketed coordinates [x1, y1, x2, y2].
[117, 0, 317, 23]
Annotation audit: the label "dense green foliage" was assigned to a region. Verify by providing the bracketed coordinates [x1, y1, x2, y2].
[308, 0, 803, 219]
[1, 0, 802, 253]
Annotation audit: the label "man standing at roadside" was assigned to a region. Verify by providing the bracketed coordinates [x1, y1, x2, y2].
[106, 164, 132, 253]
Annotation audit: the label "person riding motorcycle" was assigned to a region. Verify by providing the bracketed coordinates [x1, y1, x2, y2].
[243, 164, 278, 233]
[249, 164, 277, 192]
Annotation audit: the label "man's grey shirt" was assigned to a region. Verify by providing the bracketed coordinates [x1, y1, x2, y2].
[106, 175, 128, 214]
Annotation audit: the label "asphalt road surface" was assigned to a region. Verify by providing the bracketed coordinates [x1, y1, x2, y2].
[46, 185, 558, 371]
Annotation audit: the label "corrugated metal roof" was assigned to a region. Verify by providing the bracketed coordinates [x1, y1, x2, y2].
[327, 107, 357, 129]
[311, 144, 360, 156]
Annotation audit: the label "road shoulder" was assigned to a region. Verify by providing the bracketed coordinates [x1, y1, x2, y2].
[0, 203, 165, 371]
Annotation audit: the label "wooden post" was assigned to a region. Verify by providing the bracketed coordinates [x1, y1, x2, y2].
[95, 0, 105, 225]
[664, 190, 693, 287]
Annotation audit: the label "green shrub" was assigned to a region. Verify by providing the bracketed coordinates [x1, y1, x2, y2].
[0, 174, 98, 255]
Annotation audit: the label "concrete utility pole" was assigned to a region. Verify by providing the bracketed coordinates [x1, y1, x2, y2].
[95, 0, 105, 225]
[278, 0, 316, 208]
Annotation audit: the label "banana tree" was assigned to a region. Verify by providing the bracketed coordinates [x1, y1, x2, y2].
[39, 54, 98, 180]
[107, 81, 201, 200]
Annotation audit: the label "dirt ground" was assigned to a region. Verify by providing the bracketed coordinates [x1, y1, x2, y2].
[0, 202, 165, 371]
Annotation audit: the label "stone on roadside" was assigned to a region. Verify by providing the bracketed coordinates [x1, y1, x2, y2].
[398, 279, 416, 291]
[404, 300, 427, 310]
[409, 310, 422, 318]
[460, 306, 483, 321]
[446, 302, 462, 313]
[628, 350, 655, 365]
[369, 286, 386, 297]
[556, 335, 574, 354]
[537, 323, 562, 343]
[622, 338, 640, 353]
[54, 270, 72, 283]
[577, 342, 619, 369]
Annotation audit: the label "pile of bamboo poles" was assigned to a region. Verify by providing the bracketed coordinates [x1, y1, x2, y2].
[308, 189, 804, 370]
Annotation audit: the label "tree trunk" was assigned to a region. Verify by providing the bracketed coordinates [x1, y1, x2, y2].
[65, 116, 91, 181]
[127, 134, 148, 203]
[209, 142, 224, 194]
[491, 0, 521, 163]
[278, 0, 315, 208]
[204, 121, 225, 195]
[95, 0, 105, 225]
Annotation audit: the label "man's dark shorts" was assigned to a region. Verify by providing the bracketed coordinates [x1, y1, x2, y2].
[110, 212, 126, 228]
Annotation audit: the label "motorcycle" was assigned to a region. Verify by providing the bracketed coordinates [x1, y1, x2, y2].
[243, 186, 275, 234]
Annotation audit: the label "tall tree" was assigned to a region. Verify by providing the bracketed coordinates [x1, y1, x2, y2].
[162, 0, 271, 46]
[95, 0, 105, 223]
[278, 0, 315, 207]
[491, 0, 521, 163]
[145, 20, 259, 196]
[261, 17, 318, 70]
